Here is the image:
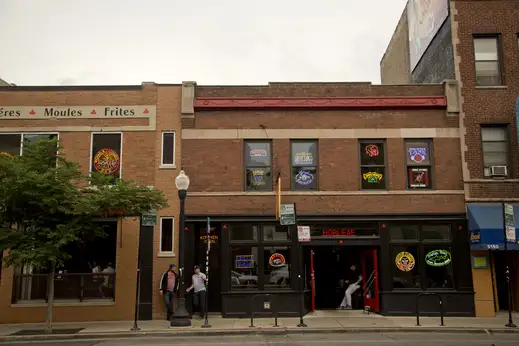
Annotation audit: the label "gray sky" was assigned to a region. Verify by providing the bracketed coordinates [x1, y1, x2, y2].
[0, 0, 407, 86]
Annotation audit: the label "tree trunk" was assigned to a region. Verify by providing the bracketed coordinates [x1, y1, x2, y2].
[45, 264, 55, 334]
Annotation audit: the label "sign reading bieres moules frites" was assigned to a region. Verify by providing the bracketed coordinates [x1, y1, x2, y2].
[0, 106, 155, 119]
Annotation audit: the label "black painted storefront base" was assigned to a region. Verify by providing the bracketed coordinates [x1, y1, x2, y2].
[380, 291, 475, 316]
[186, 213, 476, 318]
[221, 290, 310, 318]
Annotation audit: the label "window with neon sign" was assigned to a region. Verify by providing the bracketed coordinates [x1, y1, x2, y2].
[359, 141, 387, 190]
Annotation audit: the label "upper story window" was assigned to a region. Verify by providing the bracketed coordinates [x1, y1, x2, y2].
[473, 36, 503, 86]
[159, 217, 175, 255]
[481, 126, 509, 177]
[0, 133, 58, 158]
[359, 140, 387, 190]
[291, 140, 318, 191]
[244, 141, 272, 191]
[91, 133, 122, 181]
[161, 132, 175, 166]
[405, 140, 433, 189]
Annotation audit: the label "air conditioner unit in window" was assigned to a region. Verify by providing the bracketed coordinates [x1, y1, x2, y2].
[490, 165, 507, 177]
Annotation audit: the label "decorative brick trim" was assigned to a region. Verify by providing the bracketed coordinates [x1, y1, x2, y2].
[194, 96, 447, 109]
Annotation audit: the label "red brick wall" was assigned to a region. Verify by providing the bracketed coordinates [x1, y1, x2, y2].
[184, 83, 464, 216]
[454, 1, 519, 195]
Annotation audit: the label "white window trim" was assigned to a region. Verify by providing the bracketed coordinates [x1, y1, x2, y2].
[0, 132, 60, 156]
[89, 132, 123, 179]
[160, 131, 176, 168]
[159, 217, 175, 257]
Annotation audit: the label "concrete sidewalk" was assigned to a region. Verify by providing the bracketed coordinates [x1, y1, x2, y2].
[1, 311, 518, 342]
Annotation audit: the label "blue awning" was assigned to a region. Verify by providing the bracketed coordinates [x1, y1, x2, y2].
[468, 204, 519, 251]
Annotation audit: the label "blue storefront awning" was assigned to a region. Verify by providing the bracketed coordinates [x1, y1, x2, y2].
[468, 204, 519, 251]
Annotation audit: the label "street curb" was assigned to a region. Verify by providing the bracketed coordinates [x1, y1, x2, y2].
[1, 327, 519, 342]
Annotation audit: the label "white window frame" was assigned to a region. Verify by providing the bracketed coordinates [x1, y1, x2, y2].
[473, 36, 503, 86]
[160, 131, 176, 167]
[159, 217, 175, 256]
[89, 132, 123, 179]
[0, 132, 60, 156]
[481, 126, 509, 177]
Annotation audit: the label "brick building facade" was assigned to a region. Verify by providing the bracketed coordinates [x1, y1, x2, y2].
[0, 83, 183, 323]
[179, 81, 475, 316]
[381, 0, 519, 317]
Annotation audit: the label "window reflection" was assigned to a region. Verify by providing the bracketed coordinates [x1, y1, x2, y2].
[264, 246, 291, 289]
[231, 246, 258, 290]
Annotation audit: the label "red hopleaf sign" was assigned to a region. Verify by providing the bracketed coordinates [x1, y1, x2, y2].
[321, 228, 356, 237]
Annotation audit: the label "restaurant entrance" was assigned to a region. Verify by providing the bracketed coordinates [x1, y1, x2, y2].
[304, 246, 380, 312]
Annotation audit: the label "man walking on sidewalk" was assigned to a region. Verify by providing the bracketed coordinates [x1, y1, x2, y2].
[339, 264, 362, 310]
[159, 264, 179, 320]
[186, 265, 207, 319]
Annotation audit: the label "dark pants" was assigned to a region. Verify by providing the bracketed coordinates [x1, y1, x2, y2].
[164, 291, 175, 318]
[193, 290, 207, 318]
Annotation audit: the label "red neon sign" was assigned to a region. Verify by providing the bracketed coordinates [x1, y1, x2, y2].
[321, 228, 356, 237]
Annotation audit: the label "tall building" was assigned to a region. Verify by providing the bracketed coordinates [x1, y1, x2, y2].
[381, 0, 519, 317]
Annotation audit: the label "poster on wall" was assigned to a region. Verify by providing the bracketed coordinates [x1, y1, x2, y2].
[408, 167, 430, 188]
[407, 0, 450, 71]
[297, 226, 311, 242]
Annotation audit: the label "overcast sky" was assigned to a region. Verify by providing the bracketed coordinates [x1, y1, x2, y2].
[0, 0, 407, 86]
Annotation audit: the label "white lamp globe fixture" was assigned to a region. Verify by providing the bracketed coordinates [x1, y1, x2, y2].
[175, 170, 190, 191]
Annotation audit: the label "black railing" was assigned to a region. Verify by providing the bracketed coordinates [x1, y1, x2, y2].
[12, 273, 116, 303]
[416, 292, 444, 326]
[250, 293, 278, 328]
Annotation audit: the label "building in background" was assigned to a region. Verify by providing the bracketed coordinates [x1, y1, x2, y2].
[381, 0, 519, 317]
[180, 81, 474, 317]
[0, 83, 182, 323]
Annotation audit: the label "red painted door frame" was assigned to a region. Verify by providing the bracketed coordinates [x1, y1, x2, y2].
[310, 249, 315, 312]
[361, 249, 380, 312]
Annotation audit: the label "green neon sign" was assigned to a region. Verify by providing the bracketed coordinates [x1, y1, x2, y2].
[425, 249, 452, 267]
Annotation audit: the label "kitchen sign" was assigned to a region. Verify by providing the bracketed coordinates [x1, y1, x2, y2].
[0, 105, 155, 119]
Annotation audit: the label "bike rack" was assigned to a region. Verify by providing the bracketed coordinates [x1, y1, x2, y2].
[416, 292, 445, 326]
[250, 293, 278, 328]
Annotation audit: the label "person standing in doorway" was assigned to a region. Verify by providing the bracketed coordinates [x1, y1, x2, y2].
[186, 265, 207, 319]
[338, 264, 362, 310]
[159, 264, 179, 320]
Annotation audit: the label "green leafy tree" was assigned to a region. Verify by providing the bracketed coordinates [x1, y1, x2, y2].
[0, 138, 167, 333]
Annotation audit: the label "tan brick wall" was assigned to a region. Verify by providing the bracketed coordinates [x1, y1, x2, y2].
[0, 218, 140, 323]
[151, 86, 183, 319]
[0, 84, 183, 323]
[380, 6, 411, 84]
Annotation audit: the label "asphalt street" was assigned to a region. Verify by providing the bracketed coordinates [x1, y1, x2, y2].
[0, 333, 517, 346]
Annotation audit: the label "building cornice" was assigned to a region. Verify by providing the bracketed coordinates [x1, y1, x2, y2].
[193, 96, 447, 110]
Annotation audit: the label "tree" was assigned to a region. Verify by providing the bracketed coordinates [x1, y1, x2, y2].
[0, 138, 167, 333]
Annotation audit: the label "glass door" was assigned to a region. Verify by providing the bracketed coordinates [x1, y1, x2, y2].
[361, 249, 380, 312]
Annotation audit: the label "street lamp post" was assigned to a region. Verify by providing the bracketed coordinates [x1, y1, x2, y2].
[170, 170, 191, 327]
